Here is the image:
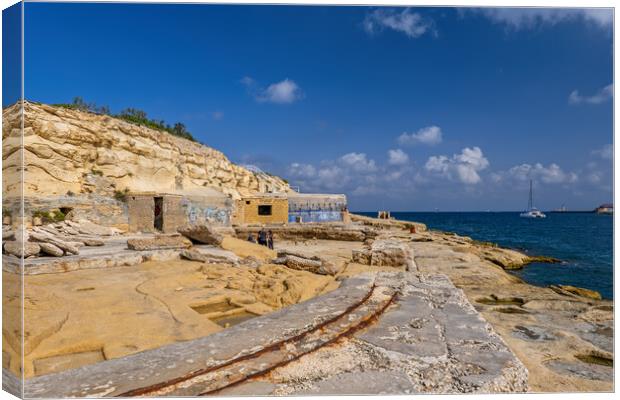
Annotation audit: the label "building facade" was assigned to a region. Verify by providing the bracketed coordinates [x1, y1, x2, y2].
[233, 194, 289, 225]
[287, 193, 347, 223]
[127, 189, 233, 233]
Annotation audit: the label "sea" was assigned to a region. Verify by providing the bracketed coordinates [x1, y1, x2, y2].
[357, 211, 614, 300]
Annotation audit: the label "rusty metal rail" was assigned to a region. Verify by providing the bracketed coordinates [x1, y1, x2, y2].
[117, 283, 397, 397]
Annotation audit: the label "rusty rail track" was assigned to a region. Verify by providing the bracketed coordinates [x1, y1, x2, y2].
[117, 282, 398, 397]
[202, 290, 398, 396]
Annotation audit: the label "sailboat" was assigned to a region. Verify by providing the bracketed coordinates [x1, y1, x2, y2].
[520, 180, 546, 218]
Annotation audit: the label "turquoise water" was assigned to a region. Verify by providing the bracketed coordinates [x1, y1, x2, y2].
[357, 212, 613, 299]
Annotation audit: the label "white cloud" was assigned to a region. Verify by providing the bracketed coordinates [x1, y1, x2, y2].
[287, 152, 377, 193]
[387, 149, 409, 166]
[495, 163, 578, 184]
[285, 146, 608, 208]
[289, 162, 317, 179]
[241, 76, 303, 104]
[425, 155, 450, 174]
[569, 84, 613, 105]
[364, 8, 433, 39]
[398, 125, 443, 146]
[425, 146, 489, 184]
[592, 144, 613, 160]
[339, 152, 377, 173]
[471, 7, 613, 30]
[258, 79, 303, 104]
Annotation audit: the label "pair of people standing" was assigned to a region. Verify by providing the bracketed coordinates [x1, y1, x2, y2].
[248, 228, 274, 249]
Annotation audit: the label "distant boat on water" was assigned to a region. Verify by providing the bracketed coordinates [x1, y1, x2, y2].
[520, 180, 546, 219]
[595, 203, 613, 215]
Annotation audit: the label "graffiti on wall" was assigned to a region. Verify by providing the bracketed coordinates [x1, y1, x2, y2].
[204, 207, 230, 225]
[288, 210, 343, 223]
[181, 199, 231, 226]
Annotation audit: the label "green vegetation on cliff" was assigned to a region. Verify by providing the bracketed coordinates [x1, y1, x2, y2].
[53, 97, 197, 142]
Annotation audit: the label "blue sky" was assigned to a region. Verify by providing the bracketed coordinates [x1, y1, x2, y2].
[11, 3, 614, 211]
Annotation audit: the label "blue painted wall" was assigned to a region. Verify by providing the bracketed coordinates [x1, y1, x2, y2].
[288, 210, 342, 223]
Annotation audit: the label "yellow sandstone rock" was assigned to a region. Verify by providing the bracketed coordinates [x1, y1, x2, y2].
[2, 102, 289, 199]
[550, 284, 602, 300]
[2, 259, 336, 378]
[220, 236, 277, 261]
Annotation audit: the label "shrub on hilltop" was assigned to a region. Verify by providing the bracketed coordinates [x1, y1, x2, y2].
[52, 97, 197, 142]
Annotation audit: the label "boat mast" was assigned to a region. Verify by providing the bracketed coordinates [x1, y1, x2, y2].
[528, 180, 533, 210]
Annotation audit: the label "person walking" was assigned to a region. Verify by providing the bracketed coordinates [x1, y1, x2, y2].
[267, 230, 274, 250]
[258, 228, 267, 246]
[247, 233, 256, 243]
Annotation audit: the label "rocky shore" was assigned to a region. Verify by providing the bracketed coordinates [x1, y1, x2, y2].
[405, 227, 613, 391]
[2, 214, 613, 394]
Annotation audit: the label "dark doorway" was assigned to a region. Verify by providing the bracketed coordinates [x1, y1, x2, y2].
[154, 197, 163, 231]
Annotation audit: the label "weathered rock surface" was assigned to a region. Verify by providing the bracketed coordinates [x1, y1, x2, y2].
[235, 224, 376, 242]
[550, 285, 602, 300]
[127, 235, 192, 251]
[28, 231, 80, 255]
[178, 224, 223, 246]
[4, 258, 336, 379]
[179, 247, 240, 265]
[77, 237, 105, 247]
[272, 252, 339, 275]
[65, 219, 120, 236]
[350, 212, 427, 232]
[2, 101, 289, 199]
[3, 241, 41, 258]
[220, 236, 277, 261]
[38, 242, 64, 257]
[20, 273, 528, 397]
[352, 239, 415, 270]
[7, 220, 122, 259]
[416, 230, 559, 271]
[410, 232, 614, 393]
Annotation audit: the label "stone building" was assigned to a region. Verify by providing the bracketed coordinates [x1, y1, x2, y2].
[127, 193, 185, 233]
[232, 192, 348, 225]
[233, 194, 289, 225]
[127, 188, 233, 233]
[287, 193, 347, 223]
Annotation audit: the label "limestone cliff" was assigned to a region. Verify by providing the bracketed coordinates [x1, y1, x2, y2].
[2, 101, 290, 199]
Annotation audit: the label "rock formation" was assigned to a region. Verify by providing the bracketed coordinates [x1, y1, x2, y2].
[352, 238, 415, 270]
[2, 101, 290, 199]
[2, 220, 120, 258]
[127, 235, 192, 251]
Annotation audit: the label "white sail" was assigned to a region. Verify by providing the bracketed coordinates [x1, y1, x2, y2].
[520, 180, 546, 218]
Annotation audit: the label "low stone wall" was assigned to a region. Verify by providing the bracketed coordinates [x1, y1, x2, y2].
[3, 194, 128, 230]
[2, 247, 181, 275]
[234, 223, 377, 242]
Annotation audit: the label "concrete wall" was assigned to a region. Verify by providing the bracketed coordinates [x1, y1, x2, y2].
[288, 210, 344, 223]
[128, 193, 233, 233]
[127, 195, 157, 233]
[237, 197, 288, 225]
[163, 196, 187, 233]
[288, 194, 347, 223]
[181, 196, 232, 227]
